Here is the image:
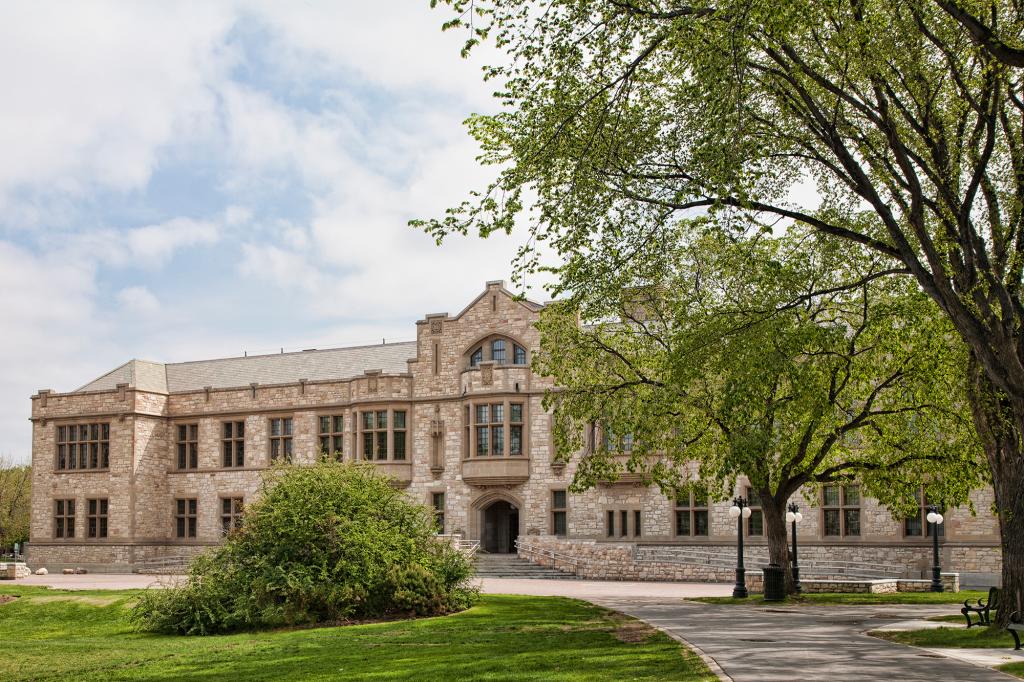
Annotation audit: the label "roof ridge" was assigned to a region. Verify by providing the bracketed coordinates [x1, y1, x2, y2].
[164, 340, 418, 368]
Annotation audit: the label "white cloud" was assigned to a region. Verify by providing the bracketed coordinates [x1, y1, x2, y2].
[0, 3, 545, 465]
[0, 2, 237, 217]
[116, 286, 161, 316]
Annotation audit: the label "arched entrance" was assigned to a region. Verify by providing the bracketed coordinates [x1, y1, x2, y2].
[481, 500, 519, 554]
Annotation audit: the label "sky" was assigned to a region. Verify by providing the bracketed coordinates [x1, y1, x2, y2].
[0, 2, 546, 464]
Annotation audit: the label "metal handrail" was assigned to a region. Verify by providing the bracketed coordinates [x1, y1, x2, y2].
[514, 539, 580, 574]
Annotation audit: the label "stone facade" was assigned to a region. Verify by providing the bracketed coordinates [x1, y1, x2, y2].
[27, 281, 1002, 582]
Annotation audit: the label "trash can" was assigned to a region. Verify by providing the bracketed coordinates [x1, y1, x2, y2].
[762, 563, 785, 601]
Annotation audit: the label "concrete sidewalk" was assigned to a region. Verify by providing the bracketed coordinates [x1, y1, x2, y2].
[595, 597, 1015, 682]
[477, 577, 733, 600]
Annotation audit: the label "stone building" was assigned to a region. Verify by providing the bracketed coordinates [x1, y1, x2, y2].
[27, 281, 1001, 584]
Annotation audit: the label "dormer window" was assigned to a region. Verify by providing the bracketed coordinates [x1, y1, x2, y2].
[470, 347, 483, 367]
[513, 344, 526, 365]
[491, 339, 506, 364]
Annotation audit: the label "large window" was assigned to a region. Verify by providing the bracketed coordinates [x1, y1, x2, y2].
[175, 498, 197, 539]
[432, 492, 445, 534]
[823, 484, 861, 537]
[467, 338, 528, 367]
[56, 423, 109, 470]
[360, 409, 407, 461]
[87, 498, 108, 539]
[469, 402, 525, 457]
[746, 488, 764, 536]
[552, 490, 567, 536]
[221, 497, 244, 536]
[222, 421, 245, 467]
[269, 417, 293, 463]
[54, 499, 75, 539]
[675, 491, 709, 537]
[176, 424, 199, 470]
[319, 415, 345, 461]
[905, 488, 945, 538]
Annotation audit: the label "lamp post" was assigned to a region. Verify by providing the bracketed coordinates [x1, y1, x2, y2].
[729, 497, 751, 598]
[786, 502, 804, 593]
[926, 504, 945, 592]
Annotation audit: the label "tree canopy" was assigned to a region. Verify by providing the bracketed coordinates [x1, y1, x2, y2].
[420, 0, 1024, 617]
[536, 228, 981, 585]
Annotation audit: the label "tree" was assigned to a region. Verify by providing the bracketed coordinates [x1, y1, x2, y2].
[419, 0, 1024, 621]
[0, 456, 30, 552]
[534, 228, 980, 592]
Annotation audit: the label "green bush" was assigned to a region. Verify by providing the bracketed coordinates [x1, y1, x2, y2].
[131, 462, 477, 634]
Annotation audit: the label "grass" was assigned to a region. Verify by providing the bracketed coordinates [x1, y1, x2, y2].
[692, 589, 988, 606]
[870, 621, 1023, 679]
[0, 586, 715, 681]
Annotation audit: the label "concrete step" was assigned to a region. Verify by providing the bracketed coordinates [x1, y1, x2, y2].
[474, 554, 578, 579]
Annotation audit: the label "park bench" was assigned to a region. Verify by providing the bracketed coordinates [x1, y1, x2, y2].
[962, 586, 1000, 627]
[1009, 611, 1023, 651]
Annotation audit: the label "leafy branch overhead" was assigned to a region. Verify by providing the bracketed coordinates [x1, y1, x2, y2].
[535, 229, 982, 519]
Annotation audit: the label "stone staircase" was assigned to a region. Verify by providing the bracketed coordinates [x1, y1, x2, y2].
[475, 552, 578, 579]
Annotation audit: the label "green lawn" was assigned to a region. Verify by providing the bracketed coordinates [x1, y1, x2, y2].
[692, 590, 988, 606]
[870, 622, 1023, 679]
[0, 586, 715, 681]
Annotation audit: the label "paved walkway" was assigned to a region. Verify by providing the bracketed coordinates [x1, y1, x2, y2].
[594, 597, 1015, 681]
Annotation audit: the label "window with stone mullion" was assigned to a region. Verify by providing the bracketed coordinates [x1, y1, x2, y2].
[360, 409, 406, 461]
[54, 499, 75, 539]
[56, 422, 109, 471]
[675, 491, 709, 537]
[269, 417, 293, 463]
[318, 415, 345, 461]
[176, 424, 199, 469]
[823, 484, 861, 537]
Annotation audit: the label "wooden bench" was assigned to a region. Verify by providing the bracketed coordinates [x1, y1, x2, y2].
[1010, 611, 1023, 651]
[962, 586, 999, 627]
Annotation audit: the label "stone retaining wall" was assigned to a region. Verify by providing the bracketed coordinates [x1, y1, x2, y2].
[520, 537, 966, 592]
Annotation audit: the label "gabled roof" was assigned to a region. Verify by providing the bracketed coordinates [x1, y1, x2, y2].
[74, 342, 417, 395]
[76, 360, 168, 394]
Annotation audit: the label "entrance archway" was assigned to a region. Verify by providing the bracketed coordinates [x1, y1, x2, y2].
[481, 500, 519, 554]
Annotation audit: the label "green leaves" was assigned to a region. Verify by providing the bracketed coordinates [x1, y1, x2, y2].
[537, 228, 982, 514]
[131, 462, 477, 634]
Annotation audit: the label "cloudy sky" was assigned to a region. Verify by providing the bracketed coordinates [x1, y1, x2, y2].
[0, 2, 543, 463]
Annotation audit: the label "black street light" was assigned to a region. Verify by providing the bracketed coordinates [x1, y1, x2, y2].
[728, 496, 751, 598]
[786, 502, 804, 593]
[926, 504, 945, 592]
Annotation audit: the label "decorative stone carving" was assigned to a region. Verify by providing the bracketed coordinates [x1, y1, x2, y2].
[481, 364, 493, 385]
[429, 319, 443, 335]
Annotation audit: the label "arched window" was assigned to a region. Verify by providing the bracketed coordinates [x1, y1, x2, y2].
[491, 339, 506, 364]
[513, 344, 526, 365]
[470, 347, 483, 367]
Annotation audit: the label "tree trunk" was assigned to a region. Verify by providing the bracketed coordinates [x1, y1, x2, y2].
[760, 490, 796, 595]
[967, 353, 1024, 627]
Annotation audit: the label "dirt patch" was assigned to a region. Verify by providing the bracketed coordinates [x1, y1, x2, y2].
[613, 620, 657, 643]
[30, 594, 121, 606]
[0, 595, 16, 606]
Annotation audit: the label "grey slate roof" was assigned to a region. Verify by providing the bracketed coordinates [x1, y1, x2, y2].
[75, 342, 417, 395]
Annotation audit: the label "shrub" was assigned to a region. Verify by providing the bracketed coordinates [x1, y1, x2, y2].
[131, 462, 477, 634]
